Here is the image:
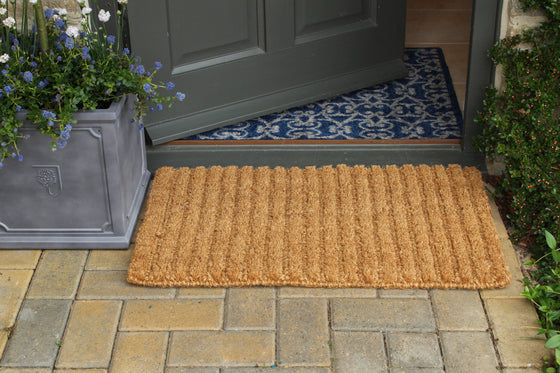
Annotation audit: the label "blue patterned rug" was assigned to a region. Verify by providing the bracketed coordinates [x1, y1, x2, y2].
[184, 48, 462, 141]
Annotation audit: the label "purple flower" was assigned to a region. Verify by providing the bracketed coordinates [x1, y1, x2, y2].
[166, 81, 175, 90]
[176, 92, 186, 101]
[107, 35, 116, 44]
[23, 71, 33, 83]
[143, 83, 151, 93]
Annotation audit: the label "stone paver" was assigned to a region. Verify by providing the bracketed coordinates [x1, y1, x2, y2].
[0, 369, 53, 373]
[77, 270, 175, 299]
[0, 250, 41, 269]
[0, 270, 33, 328]
[168, 331, 275, 367]
[278, 298, 330, 367]
[177, 288, 226, 298]
[110, 332, 168, 373]
[55, 300, 122, 369]
[223, 369, 330, 373]
[332, 298, 436, 331]
[1, 299, 72, 367]
[120, 299, 223, 331]
[440, 331, 500, 372]
[431, 290, 489, 331]
[379, 289, 429, 298]
[86, 248, 135, 270]
[278, 287, 378, 298]
[54, 370, 107, 373]
[26, 250, 88, 299]
[166, 368, 219, 373]
[333, 331, 387, 372]
[387, 332, 443, 369]
[485, 298, 551, 368]
[226, 288, 275, 330]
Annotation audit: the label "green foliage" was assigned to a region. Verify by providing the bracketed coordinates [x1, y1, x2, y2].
[0, 0, 185, 167]
[475, 0, 560, 243]
[522, 230, 560, 371]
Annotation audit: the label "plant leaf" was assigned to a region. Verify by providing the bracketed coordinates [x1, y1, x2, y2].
[545, 334, 560, 349]
[546, 230, 557, 250]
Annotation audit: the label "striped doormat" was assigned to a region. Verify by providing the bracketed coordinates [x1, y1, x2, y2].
[127, 164, 510, 289]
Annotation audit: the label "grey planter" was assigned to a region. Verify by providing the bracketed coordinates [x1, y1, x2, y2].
[0, 95, 150, 249]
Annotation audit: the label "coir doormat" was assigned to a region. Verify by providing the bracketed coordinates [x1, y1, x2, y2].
[127, 165, 511, 289]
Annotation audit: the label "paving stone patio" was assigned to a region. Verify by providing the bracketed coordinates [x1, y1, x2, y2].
[0, 197, 551, 372]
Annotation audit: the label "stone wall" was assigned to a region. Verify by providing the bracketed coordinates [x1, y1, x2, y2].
[10, 0, 84, 26]
[500, 0, 546, 38]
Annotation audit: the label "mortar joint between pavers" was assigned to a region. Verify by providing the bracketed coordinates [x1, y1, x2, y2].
[382, 331, 391, 373]
[427, 290, 448, 371]
[478, 290, 506, 371]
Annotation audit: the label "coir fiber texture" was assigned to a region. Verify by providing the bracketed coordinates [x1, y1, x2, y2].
[128, 165, 511, 289]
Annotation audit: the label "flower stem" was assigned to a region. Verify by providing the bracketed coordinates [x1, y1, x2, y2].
[33, 0, 48, 51]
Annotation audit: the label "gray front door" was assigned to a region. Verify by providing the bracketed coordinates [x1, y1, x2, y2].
[128, 0, 407, 144]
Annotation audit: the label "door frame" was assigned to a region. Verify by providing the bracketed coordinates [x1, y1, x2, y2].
[143, 0, 503, 170]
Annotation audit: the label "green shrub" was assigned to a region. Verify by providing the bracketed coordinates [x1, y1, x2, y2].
[475, 0, 560, 243]
[522, 231, 560, 371]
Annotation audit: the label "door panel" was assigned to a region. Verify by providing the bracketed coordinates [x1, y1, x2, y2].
[294, 0, 376, 44]
[128, 0, 407, 144]
[168, 0, 265, 73]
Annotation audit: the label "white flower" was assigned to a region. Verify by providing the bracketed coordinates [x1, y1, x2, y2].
[0, 8, 6, 16]
[76, 0, 86, 5]
[54, 8, 68, 16]
[98, 9, 110, 23]
[117, 0, 128, 4]
[0, 0, 6, 5]
[81, 7, 92, 15]
[0, 53, 9, 63]
[66, 25, 79, 38]
[2, 16, 15, 28]
[28, 0, 37, 4]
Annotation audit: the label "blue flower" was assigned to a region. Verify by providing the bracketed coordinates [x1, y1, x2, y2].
[16, 105, 21, 111]
[123, 48, 130, 55]
[47, 120, 54, 126]
[45, 9, 54, 19]
[30, 61, 37, 68]
[38, 80, 47, 88]
[0, 162, 3, 169]
[166, 82, 175, 90]
[129, 64, 135, 72]
[64, 124, 72, 131]
[107, 35, 116, 44]
[81, 46, 91, 60]
[18, 57, 23, 63]
[57, 139, 67, 148]
[1, 70, 7, 76]
[4, 85, 13, 95]
[17, 155, 23, 162]
[13, 39, 19, 46]
[23, 71, 33, 83]
[143, 83, 151, 93]
[42, 110, 56, 119]
[156, 104, 163, 111]
[55, 19, 65, 30]
[65, 37, 74, 49]
[135, 65, 145, 75]
[176, 92, 186, 101]
[154, 61, 162, 70]
[1, 142, 6, 147]
[60, 130, 70, 140]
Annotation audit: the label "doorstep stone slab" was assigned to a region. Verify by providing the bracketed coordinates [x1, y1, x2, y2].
[378, 289, 429, 298]
[0, 251, 41, 269]
[119, 299, 223, 331]
[332, 298, 435, 332]
[55, 300, 122, 369]
[26, 251, 88, 299]
[333, 331, 387, 372]
[387, 332, 443, 369]
[0, 270, 33, 328]
[110, 332, 168, 373]
[166, 369, 219, 373]
[485, 298, 551, 368]
[277, 298, 330, 367]
[0, 369, 53, 373]
[431, 290, 488, 331]
[168, 331, 275, 367]
[53, 369, 107, 373]
[0, 299, 72, 368]
[439, 331, 500, 372]
[225, 288, 275, 330]
[77, 270, 175, 299]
